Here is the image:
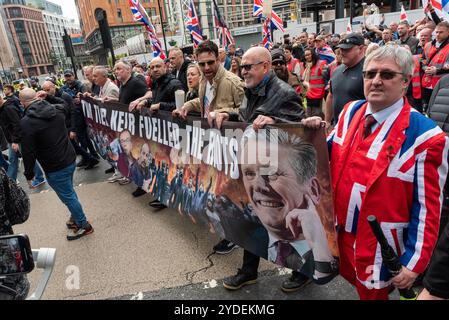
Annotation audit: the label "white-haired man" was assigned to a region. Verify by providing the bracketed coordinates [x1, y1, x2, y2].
[303, 45, 448, 300]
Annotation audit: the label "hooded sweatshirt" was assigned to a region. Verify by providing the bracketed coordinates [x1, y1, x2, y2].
[20, 100, 75, 180]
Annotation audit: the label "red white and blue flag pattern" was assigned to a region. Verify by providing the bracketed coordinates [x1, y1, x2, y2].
[423, 0, 449, 22]
[128, 0, 166, 59]
[262, 18, 272, 49]
[253, 0, 285, 32]
[212, 0, 234, 47]
[186, 0, 203, 48]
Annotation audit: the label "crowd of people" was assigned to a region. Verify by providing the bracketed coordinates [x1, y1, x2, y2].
[1, 4, 449, 300]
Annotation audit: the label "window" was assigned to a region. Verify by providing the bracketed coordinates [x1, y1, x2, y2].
[117, 9, 123, 22]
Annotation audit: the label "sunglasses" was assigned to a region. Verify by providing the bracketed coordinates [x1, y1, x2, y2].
[198, 60, 216, 67]
[240, 61, 265, 71]
[272, 61, 286, 66]
[362, 70, 403, 80]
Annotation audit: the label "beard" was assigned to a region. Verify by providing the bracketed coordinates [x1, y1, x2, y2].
[274, 68, 289, 83]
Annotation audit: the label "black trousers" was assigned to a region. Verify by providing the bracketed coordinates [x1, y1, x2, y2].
[306, 98, 324, 118]
[422, 88, 433, 112]
[241, 249, 260, 276]
[241, 249, 301, 278]
[423, 222, 449, 299]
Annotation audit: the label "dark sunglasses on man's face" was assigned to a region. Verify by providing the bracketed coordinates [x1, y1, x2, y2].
[240, 61, 265, 71]
[362, 70, 403, 80]
[272, 61, 286, 66]
[198, 60, 216, 67]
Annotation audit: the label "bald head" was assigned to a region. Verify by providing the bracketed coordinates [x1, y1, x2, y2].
[169, 48, 184, 70]
[419, 27, 433, 46]
[42, 80, 56, 96]
[149, 57, 167, 79]
[244, 47, 272, 64]
[19, 88, 38, 108]
[241, 47, 272, 89]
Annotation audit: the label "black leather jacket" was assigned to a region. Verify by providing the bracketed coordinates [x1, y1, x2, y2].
[231, 71, 305, 123]
[147, 73, 184, 111]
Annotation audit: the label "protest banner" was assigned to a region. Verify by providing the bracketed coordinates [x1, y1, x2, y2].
[82, 97, 339, 283]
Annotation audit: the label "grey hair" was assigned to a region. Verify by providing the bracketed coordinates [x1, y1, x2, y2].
[242, 126, 317, 184]
[93, 66, 109, 77]
[364, 44, 414, 78]
[83, 65, 94, 73]
[115, 60, 132, 70]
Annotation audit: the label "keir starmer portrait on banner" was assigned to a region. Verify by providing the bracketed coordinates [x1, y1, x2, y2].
[239, 126, 338, 284]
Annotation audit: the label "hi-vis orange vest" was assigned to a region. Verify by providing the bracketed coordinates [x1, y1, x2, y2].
[412, 55, 422, 99]
[422, 41, 449, 89]
[301, 60, 327, 100]
[288, 57, 300, 74]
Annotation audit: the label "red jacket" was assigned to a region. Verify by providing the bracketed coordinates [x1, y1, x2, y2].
[328, 98, 448, 289]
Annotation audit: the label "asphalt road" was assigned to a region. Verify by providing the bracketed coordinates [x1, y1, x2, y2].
[12, 156, 383, 300]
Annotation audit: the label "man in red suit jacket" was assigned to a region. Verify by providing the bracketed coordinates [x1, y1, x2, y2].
[303, 45, 449, 300]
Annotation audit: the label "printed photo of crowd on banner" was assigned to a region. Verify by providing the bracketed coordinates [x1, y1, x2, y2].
[82, 97, 339, 285]
[4, 0, 449, 303]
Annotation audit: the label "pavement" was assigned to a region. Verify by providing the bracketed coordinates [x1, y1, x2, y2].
[13, 157, 367, 300]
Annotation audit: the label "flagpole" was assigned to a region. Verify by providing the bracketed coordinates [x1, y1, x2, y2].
[212, 0, 218, 42]
[157, 0, 169, 54]
[178, 0, 188, 46]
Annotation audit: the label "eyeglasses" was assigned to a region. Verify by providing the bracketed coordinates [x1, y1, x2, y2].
[362, 70, 403, 80]
[272, 61, 286, 66]
[198, 60, 216, 67]
[240, 61, 265, 71]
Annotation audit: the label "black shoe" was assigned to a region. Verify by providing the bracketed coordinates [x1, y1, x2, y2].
[223, 269, 257, 290]
[213, 239, 238, 254]
[76, 159, 89, 168]
[105, 167, 115, 174]
[281, 271, 312, 293]
[149, 200, 167, 209]
[132, 187, 146, 197]
[67, 222, 94, 240]
[84, 158, 100, 170]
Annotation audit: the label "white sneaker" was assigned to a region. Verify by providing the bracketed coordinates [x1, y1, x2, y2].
[118, 177, 132, 185]
[107, 172, 123, 183]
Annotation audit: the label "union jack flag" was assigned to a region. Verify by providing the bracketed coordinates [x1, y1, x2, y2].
[128, 0, 166, 59]
[253, 0, 263, 18]
[262, 18, 272, 49]
[186, 0, 203, 48]
[212, 0, 234, 47]
[252, 0, 284, 32]
[423, 0, 449, 21]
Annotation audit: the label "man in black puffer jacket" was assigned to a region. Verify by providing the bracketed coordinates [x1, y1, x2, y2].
[19, 89, 94, 241]
[40, 81, 99, 171]
[169, 47, 191, 91]
[138, 57, 184, 112]
[428, 74, 449, 235]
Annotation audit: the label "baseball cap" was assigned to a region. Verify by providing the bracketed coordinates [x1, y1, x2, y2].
[64, 69, 74, 76]
[314, 35, 326, 41]
[271, 49, 286, 64]
[337, 33, 365, 49]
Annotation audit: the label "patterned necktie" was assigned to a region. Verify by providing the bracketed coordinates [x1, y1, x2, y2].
[275, 242, 294, 266]
[362, 114, 377, 140]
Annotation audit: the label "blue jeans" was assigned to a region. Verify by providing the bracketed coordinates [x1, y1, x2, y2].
[6, 144, 44, 181]
[45, 162, 87, 227]
[0, 152, 8, 171]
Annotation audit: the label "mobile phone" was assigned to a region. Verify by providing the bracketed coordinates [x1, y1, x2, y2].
[0, 234, 35, 276]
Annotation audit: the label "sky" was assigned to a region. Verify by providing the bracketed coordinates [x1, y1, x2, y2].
[47, 0, 79, 24]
